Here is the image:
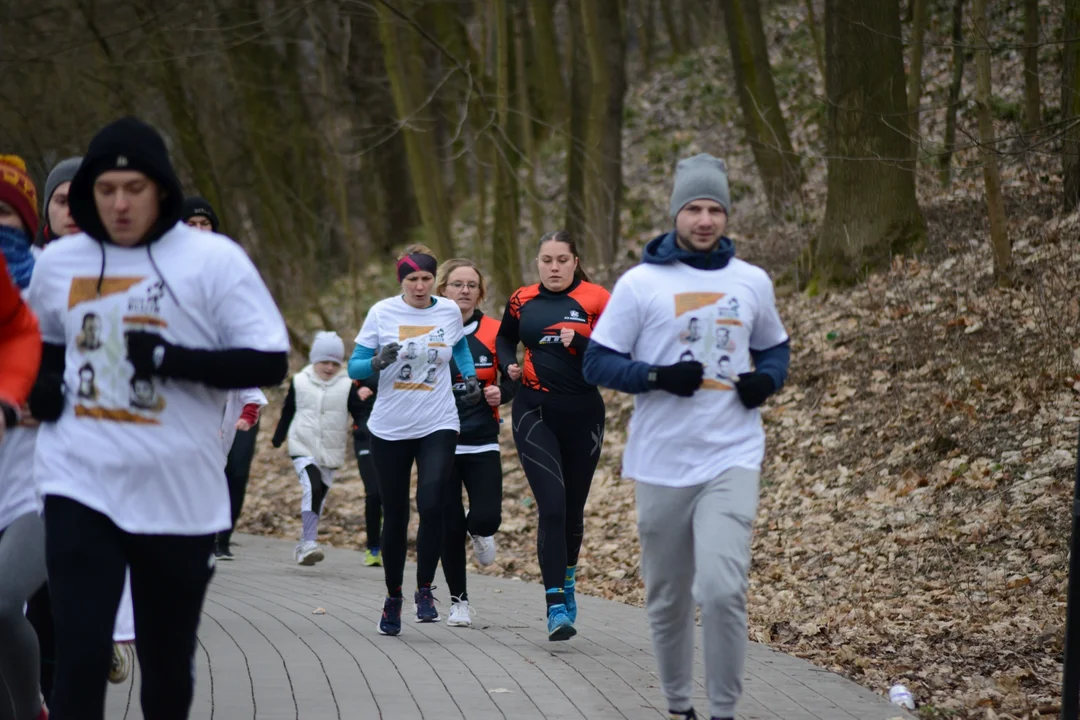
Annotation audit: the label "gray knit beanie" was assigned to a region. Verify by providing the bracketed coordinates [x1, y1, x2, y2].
[44, 156, 83, 211]
[309, 331, 345, 365]
[669, 153, 730, 219]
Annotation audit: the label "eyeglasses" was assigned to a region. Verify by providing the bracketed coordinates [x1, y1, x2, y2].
[447, 282, 480, 291]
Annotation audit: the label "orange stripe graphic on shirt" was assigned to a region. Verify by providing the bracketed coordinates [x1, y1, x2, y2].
[701, 379, 734, 391]
[398, 325, 435, 340]
[68, 277, 145, 309]
[123, 315, 168, 328]
[392, 382, 434, 391]
[715, 318, 743, 327]
[75, 405, 162, 424]
[674, 292, 724, 316]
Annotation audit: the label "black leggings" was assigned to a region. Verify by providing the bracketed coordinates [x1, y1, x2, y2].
[369, 430, 457, 596]
[355, 436, 382, 550]
[511, 387, 605, 594]
[442, 450, 503, 600]
[219, 420, 259, 545]
[44, 496, 215, 720]
[27, 584, 55, 700]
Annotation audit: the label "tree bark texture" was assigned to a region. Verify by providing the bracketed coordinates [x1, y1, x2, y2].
[816, 0, 925, 287]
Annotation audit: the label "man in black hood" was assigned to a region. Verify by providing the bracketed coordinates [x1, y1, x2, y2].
[181, 195, 220, 233]
[27, 117, 290, 720]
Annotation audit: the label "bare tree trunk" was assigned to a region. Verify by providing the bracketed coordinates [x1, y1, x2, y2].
[565, 0, 589, 243]
[816, 0, 925, 288]
[377, 1, 454, 259]
[938, 0, 965, 188]
[906, 0, 927, 156]
[1023, 0, 1041, 131]
[638, 0, 656, 73]
[516, 6, 544, 236]
[804, 0, 826, 80]
[1064, 0, 1080, 210]
[722, 0, 803, 210]
[529, 0, 566, 129]
[973, 0, 1010, 284]
[579, 0, 628, 268]
[660, 1, 681, 58]
[492, 0, 523, 298]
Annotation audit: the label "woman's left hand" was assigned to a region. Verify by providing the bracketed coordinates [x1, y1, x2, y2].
[560, 328, 575, 348]
[483, 385, 501, 407]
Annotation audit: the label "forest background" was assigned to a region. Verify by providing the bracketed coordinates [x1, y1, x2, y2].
[5, 0, 1080, 717]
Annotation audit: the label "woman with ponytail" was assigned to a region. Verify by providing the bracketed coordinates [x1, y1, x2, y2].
[495, 231, 610, 641]
[348, 244, 482, 636]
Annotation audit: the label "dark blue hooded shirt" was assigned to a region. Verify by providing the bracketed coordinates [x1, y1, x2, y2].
[582, 231, 790, 394]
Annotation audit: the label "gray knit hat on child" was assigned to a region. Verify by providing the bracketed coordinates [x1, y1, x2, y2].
[44, 157, 83, 211]
[309, 331, 345, 365]
[669, 153, 730, 218]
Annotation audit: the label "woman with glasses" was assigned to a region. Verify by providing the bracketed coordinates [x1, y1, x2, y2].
[434, 259, 516, 627]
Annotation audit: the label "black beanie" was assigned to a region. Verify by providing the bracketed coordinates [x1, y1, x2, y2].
[181, 196, 220, 233]
[68, 117, 184, 245]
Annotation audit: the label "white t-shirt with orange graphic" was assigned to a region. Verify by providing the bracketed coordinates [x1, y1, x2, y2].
[355, 295, 465, 442]
[27, 224, 288, 534]
[590, 258, 788, 487]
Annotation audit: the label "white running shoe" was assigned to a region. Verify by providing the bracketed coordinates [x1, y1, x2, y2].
[296, 540, 325, 566]
[471, 534, 496, 566]
[447, 597, 473, 627]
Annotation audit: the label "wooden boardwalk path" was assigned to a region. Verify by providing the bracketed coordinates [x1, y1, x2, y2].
[105, 534, 909, 720]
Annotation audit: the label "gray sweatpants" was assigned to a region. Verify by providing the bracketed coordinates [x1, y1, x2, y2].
[0, 512, 46, 720]
[636, 467, 760, 720]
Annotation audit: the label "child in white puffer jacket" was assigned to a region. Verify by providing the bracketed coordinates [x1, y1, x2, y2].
[272, 331, 364, 565]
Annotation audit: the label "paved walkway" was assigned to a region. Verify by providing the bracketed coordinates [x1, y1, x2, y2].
[106, 534, 909, 720]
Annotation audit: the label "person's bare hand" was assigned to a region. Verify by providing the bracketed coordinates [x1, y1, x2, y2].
[358, 386, 374, 401]
[507, 363, 522, 381]
[483, 385, 501, 407]
[560, 328, 575, 348]
[235, 419, 252, 432]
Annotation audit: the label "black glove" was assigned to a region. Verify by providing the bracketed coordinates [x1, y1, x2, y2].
[734, 372, 776, 409]
[124, 330, 171, 378]
[371, 342, 401, 371]
[28, 373, 65, 421]
[648, 361, 704, 397]
[462, 376, 482, 405]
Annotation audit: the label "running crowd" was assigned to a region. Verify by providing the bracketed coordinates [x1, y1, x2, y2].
[0, 117, 789, 720]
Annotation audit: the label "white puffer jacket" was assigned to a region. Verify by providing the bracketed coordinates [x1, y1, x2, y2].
[287, 365, 352, 468]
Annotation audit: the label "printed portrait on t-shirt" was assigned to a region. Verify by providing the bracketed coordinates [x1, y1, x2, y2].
[423, 365, 438, 384]
[77, 312, 103, 352]
[672, 291, 743, 392]
[397, 364, 413, 381]
[77, 362, 97, 400]
[716, 355, 733, 380]
[129, 375, 158, 410]
[715, 326, 735, 352]
[680, 316, 701, 344]
[426, 348, 439, 365]
[403, 341, 419, 360]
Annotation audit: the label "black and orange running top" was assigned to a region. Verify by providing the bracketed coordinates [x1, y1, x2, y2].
[450, 310, 517, 446]
[496, 277, 610, 395]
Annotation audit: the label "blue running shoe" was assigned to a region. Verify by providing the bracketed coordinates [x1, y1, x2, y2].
[378, 596, 403, 636]
[414, 585, 440, 623]
[547, 603, 576, 641]
[564, 580, 577, 624]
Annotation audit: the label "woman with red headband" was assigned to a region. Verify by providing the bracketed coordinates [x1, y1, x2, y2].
[348, 244, 482, 636]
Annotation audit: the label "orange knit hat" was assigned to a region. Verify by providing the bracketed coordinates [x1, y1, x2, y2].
[0, 155, 39, 236]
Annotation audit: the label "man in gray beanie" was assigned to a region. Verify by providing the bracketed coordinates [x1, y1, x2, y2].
[35, 156, 83, 248]
[583, 153, 791, 720]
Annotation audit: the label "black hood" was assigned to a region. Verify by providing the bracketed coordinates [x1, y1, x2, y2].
[68, 117, 184, 246]
[181, 195, 220, 233]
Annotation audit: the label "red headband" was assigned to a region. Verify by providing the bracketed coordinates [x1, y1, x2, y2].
[396, 253, 437, 282]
